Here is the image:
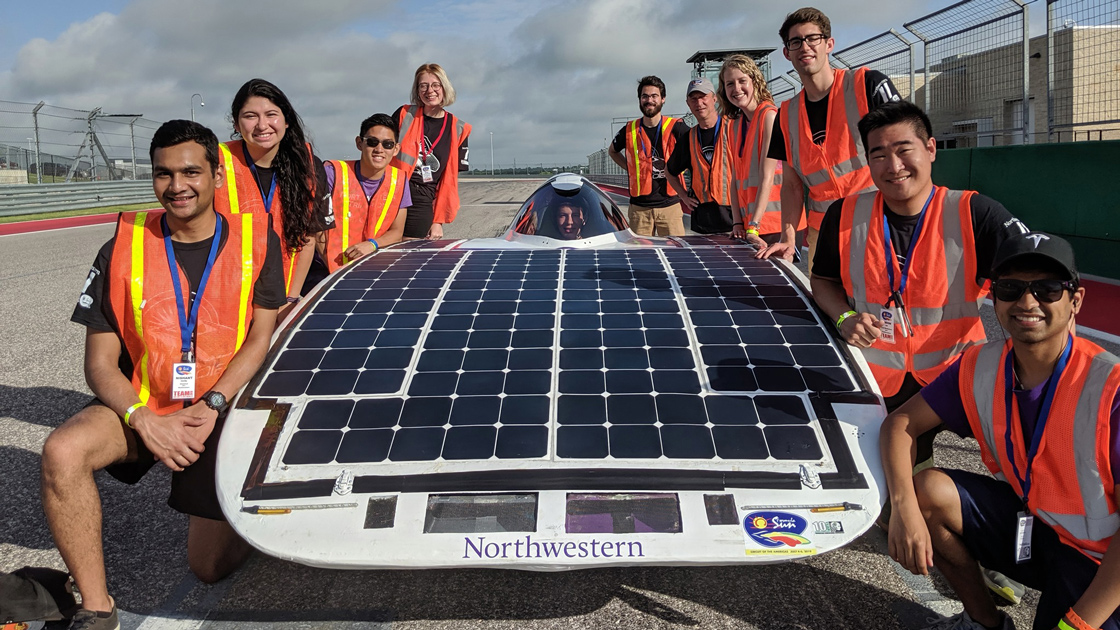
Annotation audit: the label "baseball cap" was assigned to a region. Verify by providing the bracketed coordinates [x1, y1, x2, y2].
[990, 231, 1078, 282]
[686, 78, 715, 96]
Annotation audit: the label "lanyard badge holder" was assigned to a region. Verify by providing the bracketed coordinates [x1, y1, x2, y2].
[163, 213, 223, 400]
[880, 189, 934, 344]
[418, 114, 450, 184]
[1004, 336, 1073, 563]
[241, 142, 277, 213]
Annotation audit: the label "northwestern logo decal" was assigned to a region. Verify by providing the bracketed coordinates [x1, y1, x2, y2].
[1025, 233, 1050, 247]
[744, 511, 811, 548]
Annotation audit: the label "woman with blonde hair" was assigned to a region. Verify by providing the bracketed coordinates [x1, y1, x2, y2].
[717, 55, 803, 246]
[390, 63, 471, 240]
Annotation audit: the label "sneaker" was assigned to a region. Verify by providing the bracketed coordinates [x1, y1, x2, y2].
[923, 610, 1015, 630]
[66, 606, 118, 630]
[983, 568, 1025, 605]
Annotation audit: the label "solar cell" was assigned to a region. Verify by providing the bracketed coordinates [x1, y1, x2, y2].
[258, 246, 859, 469]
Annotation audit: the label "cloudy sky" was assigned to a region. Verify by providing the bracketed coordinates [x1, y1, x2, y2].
[0, 0, 1044, 167]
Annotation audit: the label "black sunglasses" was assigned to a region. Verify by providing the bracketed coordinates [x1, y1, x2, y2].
[991, 278, 1077, 303]
[362, 137, 397, 150]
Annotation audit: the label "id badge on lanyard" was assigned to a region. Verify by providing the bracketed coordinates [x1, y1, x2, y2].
[1015, 511, 1034, 563]
[162, 214, 221, 400]
[420, 164, 434, 183]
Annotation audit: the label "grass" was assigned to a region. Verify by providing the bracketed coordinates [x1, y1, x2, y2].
[0, 202, 158, 225]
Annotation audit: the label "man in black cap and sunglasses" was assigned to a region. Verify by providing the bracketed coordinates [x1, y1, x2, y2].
[881, 232, 1120, 630]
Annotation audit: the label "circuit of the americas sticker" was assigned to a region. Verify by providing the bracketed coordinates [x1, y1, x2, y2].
[743, 511, 817, 556]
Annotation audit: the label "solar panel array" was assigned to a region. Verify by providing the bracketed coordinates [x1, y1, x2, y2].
[256, 247, 857, 467]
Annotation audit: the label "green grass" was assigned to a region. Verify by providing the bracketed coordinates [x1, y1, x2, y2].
[0, 202, 158, 225]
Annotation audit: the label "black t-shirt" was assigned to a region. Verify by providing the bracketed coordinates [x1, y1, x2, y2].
[811, 191, 1028, 282]
[667, 124, 718, 179]
[611, 119, 691, 208]
[72, 213, 287, 340]
[249, 156, 335, 233]
[767, 70, 900, 161]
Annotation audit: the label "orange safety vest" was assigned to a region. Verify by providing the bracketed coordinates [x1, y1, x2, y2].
[838, 187, 986, 397]
[623, 117, 679, 198]
[107, 210, 268, 415]
[323, 160, 406, 273]
[960, 336, 1120, 561]
[687, 116, 733, 205]
[779, 67, 876, 230]
[214, 139, 312, 294]
[390, 105, 472, 225]
[731, 102, 803, 235]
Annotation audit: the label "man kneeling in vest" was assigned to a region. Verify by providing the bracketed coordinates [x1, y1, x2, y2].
[882, 232, 1120, 630]
[46, 120, 285, 630]
[318, 112, 411, 272]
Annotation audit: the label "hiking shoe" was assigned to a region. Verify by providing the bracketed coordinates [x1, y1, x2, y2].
[982, 568, 1025, 605]
[67, 606, 118, 630]
[924, 610, 1015, 630]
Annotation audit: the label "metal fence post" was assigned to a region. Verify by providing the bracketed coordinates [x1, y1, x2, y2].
[129, 117, 138, 180]
[1017, 0, 1030, 144]
[31, 101, 44, 183]
[1046, 0, 1056, 142]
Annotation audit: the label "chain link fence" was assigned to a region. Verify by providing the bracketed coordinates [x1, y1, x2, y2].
[768, 73, 801, 105]
[1047, 0, 1120, 141]
[832, 29, 920, 102]
[0, 100, 164, 184]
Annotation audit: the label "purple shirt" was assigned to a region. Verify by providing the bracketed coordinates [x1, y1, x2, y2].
[324, 161, 412, 210]
[922, 355, 1120, 484]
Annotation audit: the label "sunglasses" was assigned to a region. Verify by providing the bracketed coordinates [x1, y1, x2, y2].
[362, 137, 397, 150]
[991, 278, 1077, 303]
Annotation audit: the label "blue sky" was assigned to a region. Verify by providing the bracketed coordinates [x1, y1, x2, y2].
[0, 0, 1045, 166]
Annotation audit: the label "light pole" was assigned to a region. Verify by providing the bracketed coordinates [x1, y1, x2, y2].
[190, 93, 204, 122]
[489, 131, 494, 176]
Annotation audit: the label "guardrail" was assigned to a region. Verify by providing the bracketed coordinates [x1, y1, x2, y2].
[0, 180, 156, 218]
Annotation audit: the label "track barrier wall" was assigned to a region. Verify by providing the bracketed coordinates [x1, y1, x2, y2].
[932, 141, 1120, 279]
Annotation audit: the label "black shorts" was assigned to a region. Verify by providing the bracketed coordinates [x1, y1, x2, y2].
[946, 469, 1120, 630]
[403, 203, 435, 238]
[98, 400, 228, 521]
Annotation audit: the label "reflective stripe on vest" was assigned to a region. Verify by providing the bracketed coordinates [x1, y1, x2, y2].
[324, 162, 405, 272]
[625, 117, 678, 198]
[218, 144, 240, 214]
[782, 68, 876, 219]
[964, 339, 1120, 558]
[236, 213, 253, 349]
[735, 103, 784, 233]
[840, 187, 985, 396]
[129, 212, 151, 404]
[688, 117, 733, 205]
[396, 106, 420, 169]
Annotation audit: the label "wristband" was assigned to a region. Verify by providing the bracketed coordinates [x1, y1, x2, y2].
[1061, 609, 1098, 630]
[745, 227, 760, 236]
[368, 238, 379, 251]
[124, 402, 144, 428]
[835, 310, 858, 332]
[286, 296, 300, 304]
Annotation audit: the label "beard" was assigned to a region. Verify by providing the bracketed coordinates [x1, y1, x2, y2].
[641, 102, 663, 118]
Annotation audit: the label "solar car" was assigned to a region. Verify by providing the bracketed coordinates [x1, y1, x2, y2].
[216, 174, 887, 570]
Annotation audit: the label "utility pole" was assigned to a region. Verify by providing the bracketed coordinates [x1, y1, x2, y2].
[489, 131, 494, 176]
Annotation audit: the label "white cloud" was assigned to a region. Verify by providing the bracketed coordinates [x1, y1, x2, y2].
[0, 0, 944, 166]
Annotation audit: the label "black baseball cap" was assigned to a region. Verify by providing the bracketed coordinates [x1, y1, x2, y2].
[990, 231, 1078, 282]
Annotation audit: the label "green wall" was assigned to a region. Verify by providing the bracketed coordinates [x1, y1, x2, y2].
[932, 141, 1120, 279]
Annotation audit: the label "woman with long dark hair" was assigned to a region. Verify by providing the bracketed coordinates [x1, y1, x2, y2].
[214, 78, 332, 309]
[390, 63, 471, 240]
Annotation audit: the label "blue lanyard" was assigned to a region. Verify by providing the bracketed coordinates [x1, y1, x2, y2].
[1002, 335, 1073, 504]
[882, 187, 936, 305]
[702, 116, 722, 165]
[241, 141, 277, 213]
[645, 120, 663, 156]
[161, 213, 223, 358]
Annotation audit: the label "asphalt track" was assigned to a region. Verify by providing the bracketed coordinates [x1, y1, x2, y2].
[4, 178, 1118, 630]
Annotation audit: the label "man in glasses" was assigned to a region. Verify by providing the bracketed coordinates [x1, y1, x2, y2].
[757, 7, 902, 273]
[608, 76, 690, 237]
[319, 113, 412, 272]
[881, 232, 1120, 630]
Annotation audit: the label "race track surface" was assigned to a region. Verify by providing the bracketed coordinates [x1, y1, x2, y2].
[7, 178, 1111, 629]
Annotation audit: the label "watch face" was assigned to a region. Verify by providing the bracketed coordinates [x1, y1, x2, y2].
[205, 391, 228, 410]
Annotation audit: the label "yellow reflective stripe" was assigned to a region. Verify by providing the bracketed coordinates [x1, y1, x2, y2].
[236, 214, 252, 351]
[628, 121, 641, 192]
[284, 250, 296, 294]
[219, 144, 240, 214]
[340, 160, 351, 265]
[129, 213, 151, 404]
[371, 167, 398, 237]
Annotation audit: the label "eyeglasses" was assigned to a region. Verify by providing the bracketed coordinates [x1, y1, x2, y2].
[785, 33, 827, 51]
[362, 137, 397, 150]
[418, 82, 442, 93]
[991, 278, 1077, 303]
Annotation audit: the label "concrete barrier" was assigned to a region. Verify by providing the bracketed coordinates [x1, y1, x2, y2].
[0, 180, 156, 217]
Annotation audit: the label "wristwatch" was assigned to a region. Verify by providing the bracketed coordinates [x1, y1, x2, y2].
[200, 390, 229, 414]
[747, 220, 761, 228]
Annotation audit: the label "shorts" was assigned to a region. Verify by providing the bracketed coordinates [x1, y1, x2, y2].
[628, 202, 685, 237]
[946, 468, 1120, 630]
[403, 203, 435, 238]
[100, 400, 228, 521]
